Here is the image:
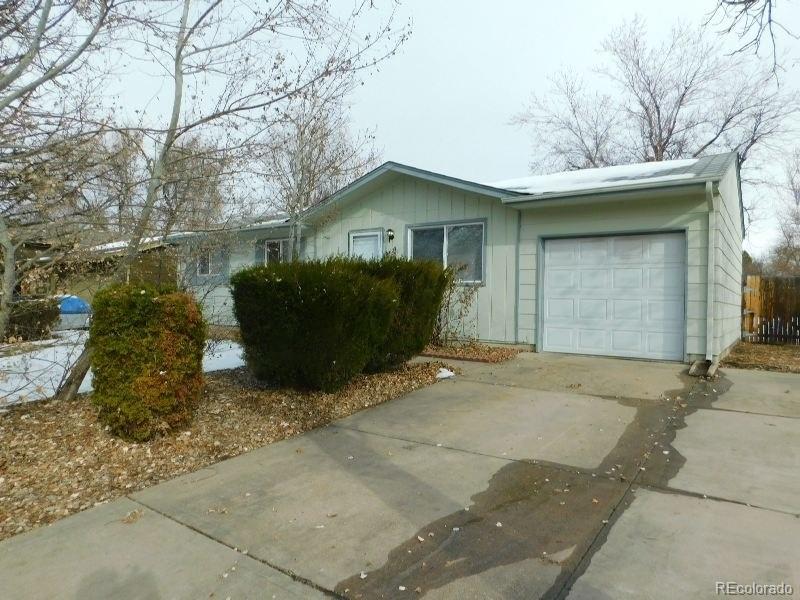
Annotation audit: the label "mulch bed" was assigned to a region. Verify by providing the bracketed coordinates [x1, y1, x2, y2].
[422, 342, 524, 363]
[722, 342, 800, 373]
[0, 361, 448, 541]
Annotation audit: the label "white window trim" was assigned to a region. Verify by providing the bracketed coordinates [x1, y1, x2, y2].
[196, 249, 217, 276]
[349, 229, 384, 258]
[262, 238, 291, 264]
[407, 221, 485, 284]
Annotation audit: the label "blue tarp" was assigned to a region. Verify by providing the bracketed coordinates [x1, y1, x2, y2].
[59, 295, 91, 315]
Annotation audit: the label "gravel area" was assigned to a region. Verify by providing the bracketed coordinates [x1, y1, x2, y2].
[423, 342, 524, 363]
[0, 361, 448, 541]
[722, 342, 800, 373]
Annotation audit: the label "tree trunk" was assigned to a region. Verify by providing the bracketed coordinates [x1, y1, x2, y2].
[0, 217, 17, 340]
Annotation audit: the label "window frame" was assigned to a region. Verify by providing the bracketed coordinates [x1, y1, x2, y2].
[196, 249, 220, 277]
[260, 238, 291, 264]
[348, 229, 384, 259]
[407, 220, 486, 285]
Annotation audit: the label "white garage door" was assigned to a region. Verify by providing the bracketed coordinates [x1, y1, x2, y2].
[541, 233, 686, 361]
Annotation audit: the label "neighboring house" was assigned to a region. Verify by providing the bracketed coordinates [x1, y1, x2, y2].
[180, 151, 743, 364]
[23, 238, 178, 303]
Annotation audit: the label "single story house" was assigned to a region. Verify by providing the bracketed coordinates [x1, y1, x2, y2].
[181, 151, 744, 364]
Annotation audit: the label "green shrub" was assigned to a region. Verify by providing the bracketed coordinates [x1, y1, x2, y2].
[360, 256, 447, 371]
[6, 298, 60, 341]
[231, 258, 398, 392]
[89, 284, 206, 441]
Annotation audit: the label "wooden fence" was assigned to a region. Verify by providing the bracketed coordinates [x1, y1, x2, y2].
[742, 275, 800, 345]
[745, 316, 800, 345]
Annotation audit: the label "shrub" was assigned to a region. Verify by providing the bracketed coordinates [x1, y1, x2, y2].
[90, 284, 206, 441]
[360, 256, 447, 371]
[432, 265, 479, 346]
[6, 298, 60, 341]
[231, 258, 398, 391]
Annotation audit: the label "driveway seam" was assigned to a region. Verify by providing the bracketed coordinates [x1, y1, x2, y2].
[127, 495, 344, 599]
[690, 405, 800, 420]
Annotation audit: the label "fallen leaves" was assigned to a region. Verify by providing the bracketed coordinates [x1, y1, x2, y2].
[0, 361, 449, 541]
[721, 342, 800, 373]
[422, 343, 523, 363]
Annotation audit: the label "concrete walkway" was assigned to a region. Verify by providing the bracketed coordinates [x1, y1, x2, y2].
[1, 353, 798, 599]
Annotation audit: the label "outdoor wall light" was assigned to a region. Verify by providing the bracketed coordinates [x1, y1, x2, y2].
[386, 228, 395, 241]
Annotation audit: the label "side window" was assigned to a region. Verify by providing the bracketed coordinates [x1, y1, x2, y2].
[197, 249, 220, 276]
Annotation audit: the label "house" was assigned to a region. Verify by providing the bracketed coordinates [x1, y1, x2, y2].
[181, 151, 744, 364]
[23, 237, 178, 304]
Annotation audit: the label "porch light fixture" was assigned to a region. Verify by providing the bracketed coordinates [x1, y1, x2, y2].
[386, 228, 395, 241]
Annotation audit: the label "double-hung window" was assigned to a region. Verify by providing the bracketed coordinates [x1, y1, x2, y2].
[409, 222, 484, 283]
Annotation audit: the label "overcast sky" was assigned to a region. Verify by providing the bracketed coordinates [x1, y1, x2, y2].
[342, 0, 800, 257]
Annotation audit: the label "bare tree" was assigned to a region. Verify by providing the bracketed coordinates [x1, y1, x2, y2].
[0, 0, 125, 339]
[708, 0, 796, 66]
[53, 0, 408, 401]
[263, 87, 379, 257]
[515, 18, 797, 173]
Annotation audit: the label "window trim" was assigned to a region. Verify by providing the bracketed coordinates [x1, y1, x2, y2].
[196, 249, 219, 277]
[260, 238, 291, 264]
[348, 228, 384, 259]
[407, 220, 486, 284]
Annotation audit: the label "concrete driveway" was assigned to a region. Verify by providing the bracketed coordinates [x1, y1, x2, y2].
[1, 353, 799, 599]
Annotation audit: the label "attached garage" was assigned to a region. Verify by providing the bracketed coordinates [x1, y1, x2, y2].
[540, 233, 686, 361]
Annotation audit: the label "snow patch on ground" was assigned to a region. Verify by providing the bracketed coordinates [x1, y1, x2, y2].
[436, 367, 456, 380]
[1, 333, 245, 407]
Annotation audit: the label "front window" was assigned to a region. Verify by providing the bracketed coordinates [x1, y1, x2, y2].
[349, 230, 383, 260]
[409, 222, 484, 283]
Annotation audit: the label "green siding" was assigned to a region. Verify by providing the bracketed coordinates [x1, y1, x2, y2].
[309, 175, 521, 343]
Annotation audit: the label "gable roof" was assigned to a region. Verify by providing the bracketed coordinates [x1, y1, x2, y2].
[492, 152, 738, 202]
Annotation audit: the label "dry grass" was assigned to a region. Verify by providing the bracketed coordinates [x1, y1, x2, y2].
[0, 361, 448, 541]
[422, 342, 525, 363]
[722, 342, 800, 373]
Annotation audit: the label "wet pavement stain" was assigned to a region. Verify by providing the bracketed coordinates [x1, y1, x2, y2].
[334, 370, 725, 599]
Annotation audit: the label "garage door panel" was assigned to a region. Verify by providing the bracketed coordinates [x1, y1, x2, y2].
[581, 269, 609, 289]
[611, 330, 643, 353]
[542, 233, 685, 361]
[612, 267, 643, 289]
[544, 327, 574, 350]
[579, 239, 607, 264]
[612, 299, 643, 320]
[546, 298, 574, 318]
[579, 298, 607, 320]
[612, 237, 645, 262]
[648, 266, 683, 289]
[546, 269, 576, 288]
[647, 236, 684, 262]
[578, 329, 606, 351]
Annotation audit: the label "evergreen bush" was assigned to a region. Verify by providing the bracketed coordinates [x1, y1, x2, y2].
[90, 284, 206, 441]
[231, 258, 399, 391]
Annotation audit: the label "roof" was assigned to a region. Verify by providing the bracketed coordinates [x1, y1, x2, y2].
[491, 152, 738, 202]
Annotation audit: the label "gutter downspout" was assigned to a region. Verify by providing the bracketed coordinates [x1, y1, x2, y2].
[705, 181, 716, 362]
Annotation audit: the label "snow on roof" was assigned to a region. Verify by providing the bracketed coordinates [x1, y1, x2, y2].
[489, 152, 737, 199]
[89, 236, 173, 254]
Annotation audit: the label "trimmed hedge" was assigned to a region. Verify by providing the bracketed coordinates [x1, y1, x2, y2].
[231, 258, 398, 391]
[361, 256, 447, 371]
[230, 256, 446, 391]
[89, 284, 206, 441]
[6, 299, 60, 341]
